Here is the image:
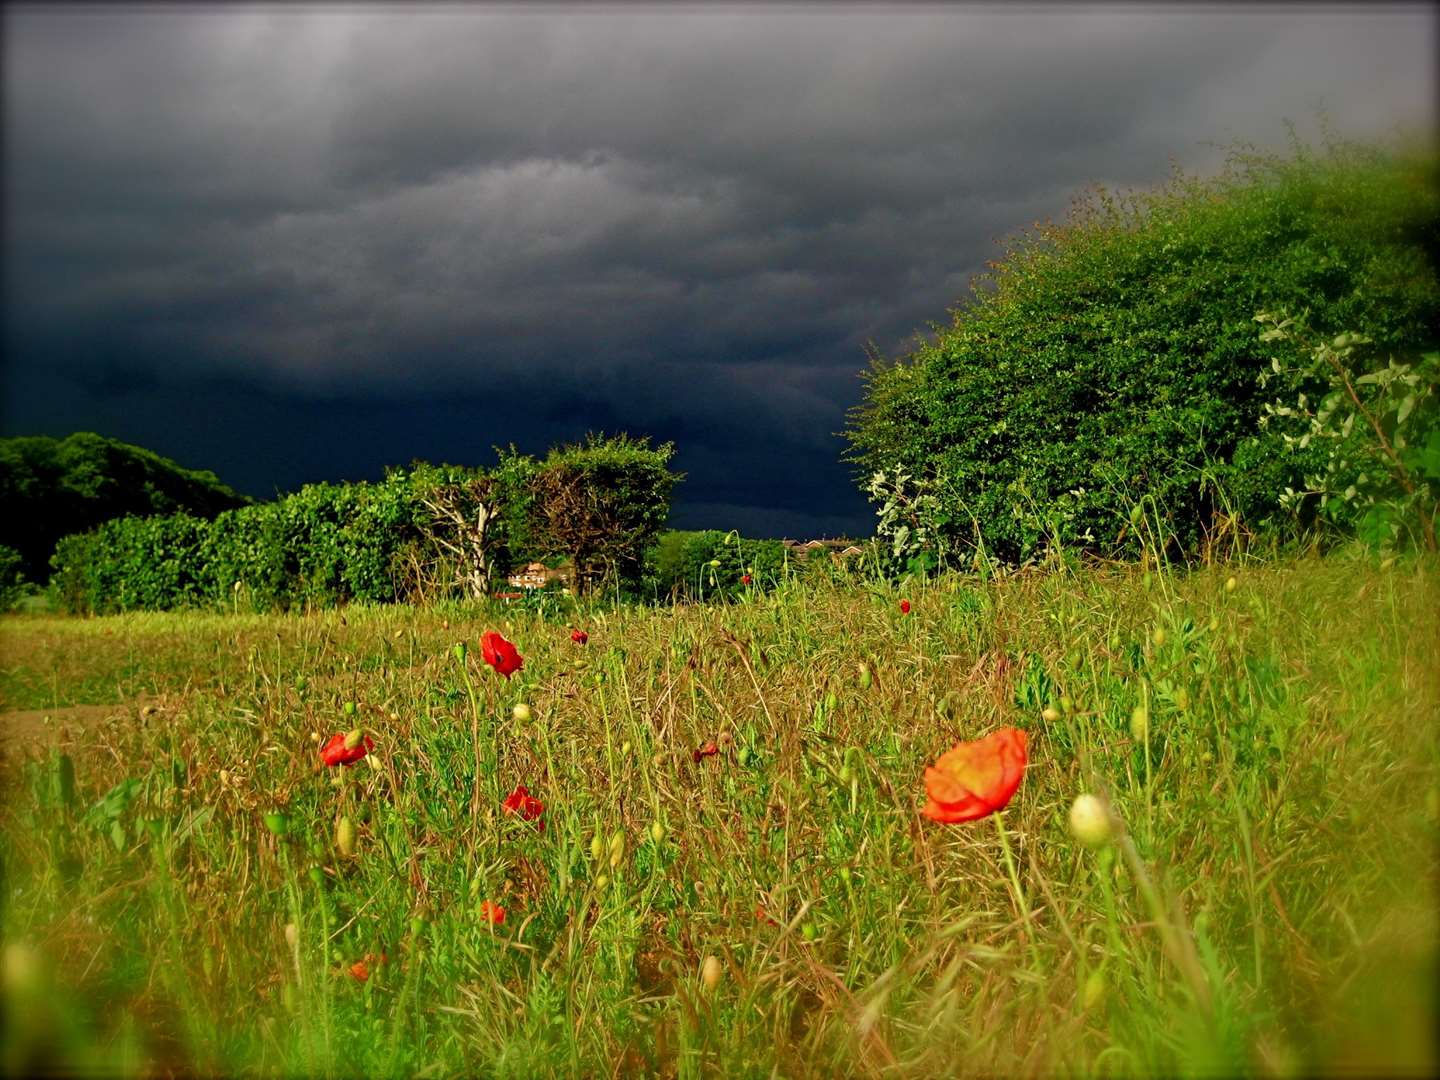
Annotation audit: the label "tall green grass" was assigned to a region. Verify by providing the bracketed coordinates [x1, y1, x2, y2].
[3, 552, 1436, 1077]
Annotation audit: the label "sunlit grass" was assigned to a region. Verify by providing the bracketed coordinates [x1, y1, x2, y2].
[2, 552, 1437, 1077]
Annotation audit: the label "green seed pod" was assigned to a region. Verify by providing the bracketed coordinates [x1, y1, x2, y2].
[336, 816, 356, 858]
[858, 662, 872, 691]
[308, 865, 325, 887]
[801, 922, 818, 942]
[343, 701, 358, 717]
[1069, 794, 1114, 849]
[824, 692, 838, 714]
[453, 642, 467, 663]
[264, 811, 291, 836]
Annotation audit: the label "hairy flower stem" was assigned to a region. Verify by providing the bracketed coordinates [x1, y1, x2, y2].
[994, 813, 1038, 961]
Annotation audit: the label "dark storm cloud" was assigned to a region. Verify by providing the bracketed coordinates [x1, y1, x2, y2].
[3, 6, 1435, 536]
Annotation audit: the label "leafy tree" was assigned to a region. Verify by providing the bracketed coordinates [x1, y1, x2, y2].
[0, 432, 249, 582]
[527, 434, 681, 594]
[845, 134, 1440, 563]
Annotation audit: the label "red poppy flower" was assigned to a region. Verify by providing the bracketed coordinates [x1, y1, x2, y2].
[693, 741, 719, 763]
[349, 960, 369, 982]
[320, 732, 375, 767]
[755, 904, 779, 926]
[899, 599, 912, 614]
[922, 727, 1028, 823]
[571, 629, 588, 645]
[502, 783, 545, 825]
[741, 574, 753, 586]
[480, 900, 506, 926]
[481, 631, 524, 679]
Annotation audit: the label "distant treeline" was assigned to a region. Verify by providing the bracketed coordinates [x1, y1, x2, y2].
[48, 434, 680, 614]
[0, 433, 251, 583]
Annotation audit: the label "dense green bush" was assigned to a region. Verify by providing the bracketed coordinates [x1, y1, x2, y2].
[0, 544, 27, 612]
[527, 434, 681, 594]
[52, 473, 433, 615]
[0, 432, 249, 582]
[845, 136, 1440, 563]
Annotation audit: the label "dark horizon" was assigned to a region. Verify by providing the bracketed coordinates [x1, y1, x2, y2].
[4, 5, 1435, 539]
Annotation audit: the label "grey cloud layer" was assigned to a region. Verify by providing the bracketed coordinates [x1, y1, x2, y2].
[3, 7, 1434, 531]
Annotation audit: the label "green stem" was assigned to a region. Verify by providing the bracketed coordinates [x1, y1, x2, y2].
[994, 813, 1037, 958]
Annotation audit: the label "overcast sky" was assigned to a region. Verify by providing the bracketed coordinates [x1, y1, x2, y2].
[3, 4, 1434, 538]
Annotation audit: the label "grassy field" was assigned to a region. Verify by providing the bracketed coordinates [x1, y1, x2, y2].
[2, 553, 1437, 1077]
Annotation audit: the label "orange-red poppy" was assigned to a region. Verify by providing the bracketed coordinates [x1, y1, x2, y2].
[921, 727, 1028, 823]
[899, 599, 912, 614]
[320, 732, 374, 767]
[481, 631, 524, 678]
[480, 900, 506, 926]
[693, 741, 719, 763]
[502, 783, 544, 826]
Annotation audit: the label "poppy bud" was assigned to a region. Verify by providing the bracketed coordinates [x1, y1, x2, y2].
[595, 873, 609, 890]
[1059, 695, 1074, 716]
[1129, 706, 1149, 741]
[1129, 503, 1143, 526]
[824, 692, 838, 713]
[1042, 706, 1061, 723]
[590, 832, 605, 862]
[343, 701, 358, 717]
[858, 662, 872, 690]
[608, 829, 626, 868]
[650, 820, 665, 843]
[1174, 688, 1190, 711]
[700, 954, 723, 991]
[1068, 794, 1114, 849]
[621, 741, 632, 757]
[284, 923, 299, 950]
[1152, 627, 1166, 648]
[336, 816, 356, 858]
[1082, 968, 1106, 1010]
[1224, 576, 1238, 594]
[708, 559, 721, 569]
[838, 865, 852, 884]
[264, 811, 291, 836]
[737, 746, 753, 767]
[512, 702, 533, 723]
[453, 642, 467, 662]
[343, 729, 364, 751]
[801, 922, 818, 942]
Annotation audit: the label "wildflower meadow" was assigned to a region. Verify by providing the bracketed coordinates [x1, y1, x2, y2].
[2, 547, 1436, 1077]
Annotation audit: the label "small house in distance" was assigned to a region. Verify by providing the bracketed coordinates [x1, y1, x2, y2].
[780, 538, 863, 563]
[506, 561, 570, 590]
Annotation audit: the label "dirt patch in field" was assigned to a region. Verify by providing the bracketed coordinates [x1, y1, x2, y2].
[0, 696, 171, 750]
